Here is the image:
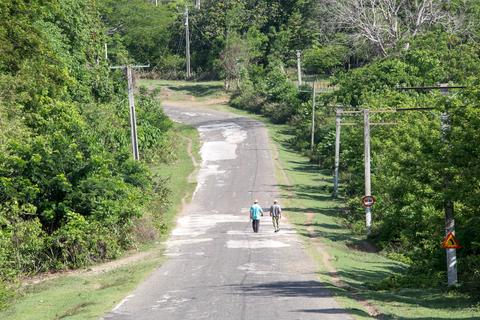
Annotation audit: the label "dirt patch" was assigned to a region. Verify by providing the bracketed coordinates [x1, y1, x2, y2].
[22, 250, 156, 287]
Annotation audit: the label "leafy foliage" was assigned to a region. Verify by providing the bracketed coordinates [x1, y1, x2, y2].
[0, 0, 175, 305]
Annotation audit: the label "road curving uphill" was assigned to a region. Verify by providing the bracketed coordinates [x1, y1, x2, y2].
[104, 103, 352, 320]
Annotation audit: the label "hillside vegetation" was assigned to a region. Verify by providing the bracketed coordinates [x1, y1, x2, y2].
[0, 0, 176, 307]
[2, 0, 480, 311]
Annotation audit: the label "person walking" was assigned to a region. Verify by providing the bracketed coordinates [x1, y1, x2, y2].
[249, 199, 263, 233]
[269, 200, 282, 232]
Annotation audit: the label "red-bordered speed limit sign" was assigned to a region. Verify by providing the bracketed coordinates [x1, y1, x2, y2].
[361, 195, 376, 208]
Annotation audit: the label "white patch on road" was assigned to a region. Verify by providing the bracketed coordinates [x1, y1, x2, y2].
[193, 164, 226, 198]
[192, 122, 247, 197]
[181, 112, 213, 117]
[171, 214, 246, 238]
[238, 263, 281, 275]
[227, 229, 296, 236]
[226, 239, 290, 249]
[223, 126, 247, 144]
[201, 141, 237, 161]
[151, 292, 192, 311]
[197, 122, 247, 162]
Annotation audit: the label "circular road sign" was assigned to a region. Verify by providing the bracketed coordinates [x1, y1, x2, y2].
[361, 195, 376, 208]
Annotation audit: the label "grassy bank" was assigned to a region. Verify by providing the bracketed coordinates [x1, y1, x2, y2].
[152, 80, 480, 319]
[0, 123, 200, 320]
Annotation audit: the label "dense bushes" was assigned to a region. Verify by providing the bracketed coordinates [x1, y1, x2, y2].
[230, 62, 306, 124]
[286, 33, 480, 291]
[0, 0, 174, 300]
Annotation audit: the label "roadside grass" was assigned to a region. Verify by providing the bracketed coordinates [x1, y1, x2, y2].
[0, 123, 199, 320]
[1, 258, 164, 320]
[153, 80, 480, 319]
[140, 79, 227, 103]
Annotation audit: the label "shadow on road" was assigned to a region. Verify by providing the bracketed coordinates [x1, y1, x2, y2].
[233, 280, 332, 298]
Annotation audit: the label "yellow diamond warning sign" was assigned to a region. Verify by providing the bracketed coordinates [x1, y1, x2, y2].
[442, 232, 462, 249]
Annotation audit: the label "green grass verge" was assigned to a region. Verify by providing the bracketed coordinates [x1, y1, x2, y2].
[173, 81, 480, 319]
[0, 123, 200, 320]
[0, 258, 165, 320]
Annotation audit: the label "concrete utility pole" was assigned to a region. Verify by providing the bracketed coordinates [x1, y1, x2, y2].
[195, 0, 200, 9]
[296, 50, 302, 86]
[439, 84, 457, 286]
[363, 109, 372, 235]
[396, 85, 465, 286]
[185, 6, 191, 78]
[310, 82, 316, 152]
[333, 108, 342, 198]
[126, 66, 140, 161]
[104, 43, 108, 61]
[110, 64, 149, 161]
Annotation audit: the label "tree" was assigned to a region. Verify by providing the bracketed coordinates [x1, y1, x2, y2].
[333, 0, 447, 56]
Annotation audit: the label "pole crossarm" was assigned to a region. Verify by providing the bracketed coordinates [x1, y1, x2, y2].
[370, 122, 397, 126]
[110, 64, 150, 70]
[338, 110, 363, 115]
[370, 107, 434, 113]
[396, 85, 467, 91]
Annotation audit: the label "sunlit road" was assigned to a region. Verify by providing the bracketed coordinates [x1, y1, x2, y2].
[104, 104, 352, 320]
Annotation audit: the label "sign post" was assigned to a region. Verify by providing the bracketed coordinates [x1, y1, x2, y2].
[364, 109, 372, 235]
[333, 108, 342, 198]
[361, 195, 376, 208]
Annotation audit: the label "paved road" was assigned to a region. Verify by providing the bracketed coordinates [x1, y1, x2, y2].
[104, 104, 352, 320]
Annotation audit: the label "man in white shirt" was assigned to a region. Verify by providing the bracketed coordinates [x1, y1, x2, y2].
[269, 200, 282, 232]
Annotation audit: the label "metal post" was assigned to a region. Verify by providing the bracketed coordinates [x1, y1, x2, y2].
[364, 109, 372, 234]
[310, 82, 316, 152]
[185, 6, 191, 78]
[333, 108, 342, 198]
[296, 50, 302, 86]
[126, 66, 140, 161]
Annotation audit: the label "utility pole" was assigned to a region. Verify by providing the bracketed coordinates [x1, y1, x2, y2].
[110, 64, 149, 161]
[364, 109, 372, 235]
[439, 84, 457, 286]
[333, 108, 342, 198]
[195, 0, 200, 9]
[442, 110, 457, 286]
[104, 43, 108, 61]
[126, 66, 140, 161]
[296, 50, 302, 86]
[396, 85, 464, 286]
[185, 5, 191, 78]
[310, 82, 316, 152]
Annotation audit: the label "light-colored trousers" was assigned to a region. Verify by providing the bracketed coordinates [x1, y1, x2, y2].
[272, 216, 280, 230]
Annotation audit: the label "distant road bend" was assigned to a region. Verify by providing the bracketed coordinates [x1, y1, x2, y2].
[104, 103, 352, 320]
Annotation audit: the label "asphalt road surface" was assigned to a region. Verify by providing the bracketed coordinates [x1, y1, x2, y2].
[104, 104, 352, 320]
